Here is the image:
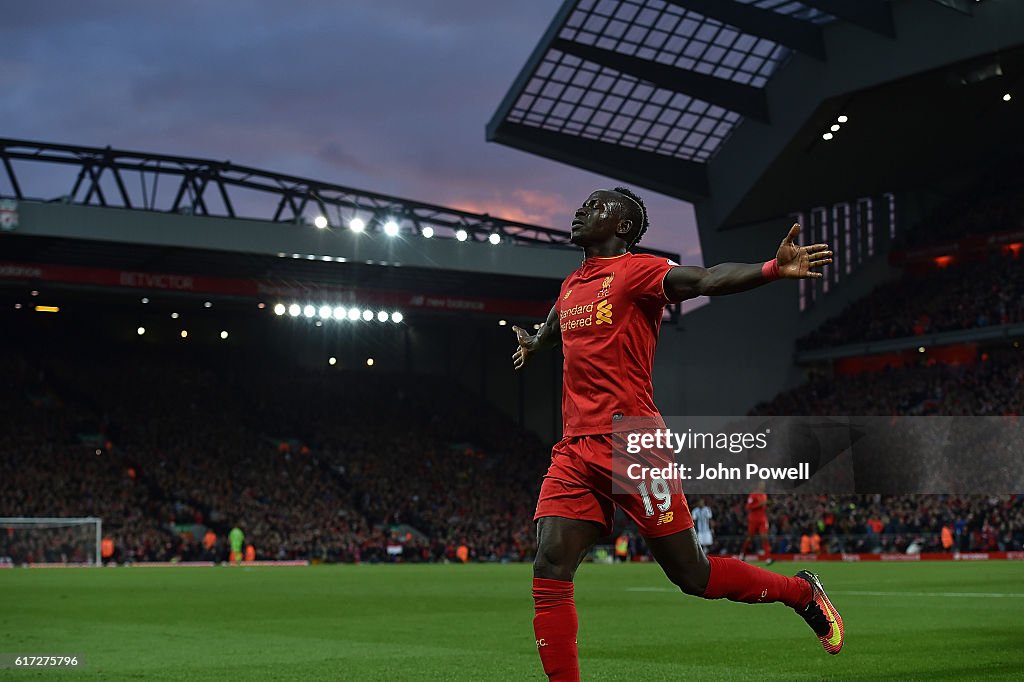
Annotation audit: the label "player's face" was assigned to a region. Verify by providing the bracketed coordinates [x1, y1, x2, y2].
[570, 190, 625, 246]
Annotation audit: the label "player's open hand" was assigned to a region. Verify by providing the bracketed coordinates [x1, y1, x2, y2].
[511, 326, 535, 370]
[776, 223, 832, 279]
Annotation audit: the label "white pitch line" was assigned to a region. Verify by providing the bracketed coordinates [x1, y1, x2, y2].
[834, 590, 1024, 599]
[626, 587, 1024, 598]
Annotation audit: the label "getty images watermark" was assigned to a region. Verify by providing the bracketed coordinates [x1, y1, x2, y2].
[610, 415, 1024, 496]
[623, 428, 810, 482]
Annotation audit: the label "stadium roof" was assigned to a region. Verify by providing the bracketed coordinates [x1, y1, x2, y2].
[0, 139, 687, 321]
[490, 0, 1024, 238]
[0, 137, 574, 247]
[0, 137, 678, 261]
[487, 0, 1011, 212]
[486, 0, 896, 201]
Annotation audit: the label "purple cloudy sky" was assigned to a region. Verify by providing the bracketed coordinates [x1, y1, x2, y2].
[0, 0, 700, 257]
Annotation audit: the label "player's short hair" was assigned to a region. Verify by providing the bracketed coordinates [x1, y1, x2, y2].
[613, 186, 649, 249]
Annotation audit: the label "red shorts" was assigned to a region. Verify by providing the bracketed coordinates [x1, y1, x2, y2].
[534, 434, 694, 538]
[747, 518, 768, 536]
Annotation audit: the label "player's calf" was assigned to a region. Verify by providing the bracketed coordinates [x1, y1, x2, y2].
[533, 577, 580, 681]
[531, 517, 602, 681]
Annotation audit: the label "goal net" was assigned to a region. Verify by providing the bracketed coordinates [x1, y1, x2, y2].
[0, 517, 102, 566]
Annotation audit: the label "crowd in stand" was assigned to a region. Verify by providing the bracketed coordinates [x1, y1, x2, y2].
[798, 165, 1024, 351]
[5, 183, 1024, 568]
[0, 353, 172, 564]
[2, 332, 1022, 565]
[753, 350, 1024, 417]
[0, 341, 544, 565]
[687, 493, 1024, 556]
[797, 251, 1024, 350]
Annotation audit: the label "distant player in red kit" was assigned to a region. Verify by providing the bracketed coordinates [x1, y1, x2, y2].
[513, 188, 844, 680]
[741, 482, 773, 565]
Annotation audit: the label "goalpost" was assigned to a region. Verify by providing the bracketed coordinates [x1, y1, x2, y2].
[0, 517, 102, 566]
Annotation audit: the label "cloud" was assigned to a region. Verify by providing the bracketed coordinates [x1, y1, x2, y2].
[0, 0, 701, 257]
[447, 188, 570, 227]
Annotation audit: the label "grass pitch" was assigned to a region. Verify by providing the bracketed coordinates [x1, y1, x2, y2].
[1, 561, 1022, 680]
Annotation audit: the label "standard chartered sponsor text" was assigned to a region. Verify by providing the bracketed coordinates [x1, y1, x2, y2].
[560, 302, 596, 331]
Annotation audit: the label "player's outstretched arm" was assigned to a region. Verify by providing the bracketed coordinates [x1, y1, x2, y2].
[664, 223, 831, 301]
[512, 304, 560, 370]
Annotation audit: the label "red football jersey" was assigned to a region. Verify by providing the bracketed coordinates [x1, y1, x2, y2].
[556, 252, 677, 436]
[746, 492, 768, 520]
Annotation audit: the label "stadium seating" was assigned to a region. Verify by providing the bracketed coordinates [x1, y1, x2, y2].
[681, 492, 1023, 556]
[753, 349, 1024, 417]
[0, 340, 543, 564]
[2, 333, 1022, 565]
[798, 170, 1024, 350]
[797, 250, 1024, 350]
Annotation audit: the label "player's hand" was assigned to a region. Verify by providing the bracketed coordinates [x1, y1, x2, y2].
[511, 325, 536, 370]
[776, 223, 832, 279]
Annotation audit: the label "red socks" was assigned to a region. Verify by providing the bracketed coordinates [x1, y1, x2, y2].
[702, 556, 811, 608]
[532, 563, 809, 680]
[532, 578, 580, 681]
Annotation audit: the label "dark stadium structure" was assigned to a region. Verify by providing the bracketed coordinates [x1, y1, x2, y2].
[490, 0, 1024, 414]
[0, 145, 605, 564]
[0, 139, 685, 446]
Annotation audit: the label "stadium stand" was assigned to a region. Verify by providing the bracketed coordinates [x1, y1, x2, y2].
[2, 328, 1022, 566]
[3, 163, 1022, 564]
[798, 174, 1024, 350]
[755, 349, 1024, 417]
[0, 335, 546, 565]
[797, 251, 1024, 350]
[691, 492, 1024, 557]
[727, 171, 1024, 559]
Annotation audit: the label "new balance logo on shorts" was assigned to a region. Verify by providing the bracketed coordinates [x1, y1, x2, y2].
[657, 511, 674, 525]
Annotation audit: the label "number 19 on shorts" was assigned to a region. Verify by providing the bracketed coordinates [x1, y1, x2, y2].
[636, 477, 672, 517]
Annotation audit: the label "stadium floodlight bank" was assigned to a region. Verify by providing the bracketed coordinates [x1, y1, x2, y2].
[0, 517, 102, 566]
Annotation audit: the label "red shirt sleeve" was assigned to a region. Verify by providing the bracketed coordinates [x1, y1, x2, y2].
[628, 254, 678, 304]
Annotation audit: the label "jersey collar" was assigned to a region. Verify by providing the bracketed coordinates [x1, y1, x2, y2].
[581, 252, 629, 267]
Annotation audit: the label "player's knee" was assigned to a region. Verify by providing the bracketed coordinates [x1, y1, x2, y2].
[533, 547, 575, 581]
[669, 572, 705, 596]
[666, 558, 710, 596]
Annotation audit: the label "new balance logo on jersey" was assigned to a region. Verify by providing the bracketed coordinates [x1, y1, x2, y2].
[563, 288, 572, 300]
[596, 299, 612, 325]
